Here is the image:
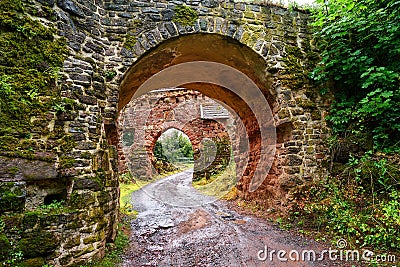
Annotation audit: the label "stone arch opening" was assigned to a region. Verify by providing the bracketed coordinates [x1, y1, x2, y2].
[119, 88, 238, 184]
[116, 33, 280, 199]
[152, 128, 194, 175]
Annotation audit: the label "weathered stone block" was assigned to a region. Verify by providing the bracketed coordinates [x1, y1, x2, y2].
[69, 191, 96, 209]
[64, 235, 81, 249]
[19, 230, 59, 258]
[57, 0, 85, 17]
[286, 154, 303, 166]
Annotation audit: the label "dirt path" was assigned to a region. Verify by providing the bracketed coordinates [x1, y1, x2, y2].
[121, 170, 359, 267]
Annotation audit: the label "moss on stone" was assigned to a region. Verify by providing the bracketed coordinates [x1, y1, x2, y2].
[69, 191, 96, 209]
[6, 166, 19, 176]
[64, 235, 81, 249]
[73, 244, 95, 257]
[311, 109, 322, 120]
[281, 45, 308, 88]
[0, 234, 11, 260]
[58, 135, 76, 153]
[123, 34, 137, 50]
[0, 0, 68, 153]
[241, 25, 264, 47]
[22, 211, 40, 230]
[243, 11, 256, 19]
[173, 5, 198, 26]
[83, 231, 104, 244]
[19, 230, 58, 258]
[0, 182, 25, 213]
[59, 156, 75, 168]
[22, 257, 45, 267]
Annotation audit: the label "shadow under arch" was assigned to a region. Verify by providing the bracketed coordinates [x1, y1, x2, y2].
[117, 33, 277, 194]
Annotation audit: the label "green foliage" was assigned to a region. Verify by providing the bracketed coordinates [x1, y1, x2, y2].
[348, 152, 400, 194]
[291, 153, 400, 252]
[0, 0, 68, 151]
[154, 130, 193, 163]
[119, 171, 134, 184]
[38, 200, 65, 213]
[3, 250, 23, 267]
[311, 0, 400, 152]
[105, 71, 116, 80]
[172, 5, 198, 26]
[0, 219, 5, 233]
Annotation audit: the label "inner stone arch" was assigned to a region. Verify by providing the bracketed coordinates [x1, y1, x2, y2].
[151, 128, 194, 174]
[118, 87, 239, 185]
[117, 33, 279, 200]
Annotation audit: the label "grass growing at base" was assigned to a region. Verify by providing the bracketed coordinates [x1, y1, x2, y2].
[193, 163, 237, 199]
[80, 224, 129, 267]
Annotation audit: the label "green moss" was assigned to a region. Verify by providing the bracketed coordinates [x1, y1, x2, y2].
[19, 230, 58, 258]
[0, 182, 25, 213]
[311, 109, 322, 120]
[22, 211, 40, 229]
[59, 156, 75, 168]
[74, 245, 94, 257]
[69, 191, 96, 209]
[81, 152, 92, 159]
[7, 166, 19, 176]
[123, 34, 137, 50]
[0, 234, 11, 260]
[0, 0, 68, 153]
[281, 45, 308, 88]
[58, 135, 76, 153]
[22, 257, 45, 267]
[243, 11, 256, 19]
[173, 5, 198, 26]
[297, 98, 317, 109]
[241, 25, 264, 46]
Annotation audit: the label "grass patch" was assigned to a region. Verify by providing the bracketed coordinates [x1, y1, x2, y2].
[120, 183, 140, 207]
[193, 163, 236, 199]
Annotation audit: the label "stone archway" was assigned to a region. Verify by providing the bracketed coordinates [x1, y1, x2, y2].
[116, 33, 279, 200]
[118, 88, 237, 182]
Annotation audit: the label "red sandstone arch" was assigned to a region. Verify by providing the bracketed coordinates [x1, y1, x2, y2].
[118, 33, 278, 198]
[147, 118, 232, 181]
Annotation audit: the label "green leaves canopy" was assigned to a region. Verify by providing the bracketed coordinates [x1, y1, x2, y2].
[311, 0, 400, 152]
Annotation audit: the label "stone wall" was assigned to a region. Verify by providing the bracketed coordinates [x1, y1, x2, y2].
[0, 0, 331, 265]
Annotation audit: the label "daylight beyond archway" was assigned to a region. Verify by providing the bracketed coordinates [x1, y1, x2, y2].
[153, 129, 194, 175]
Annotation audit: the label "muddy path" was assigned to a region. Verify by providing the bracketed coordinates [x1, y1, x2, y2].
[121, 170, 359, 267]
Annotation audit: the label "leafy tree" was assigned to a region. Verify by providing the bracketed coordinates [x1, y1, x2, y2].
[153, 130, 193, 163]
[311, 0, 400, 152]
